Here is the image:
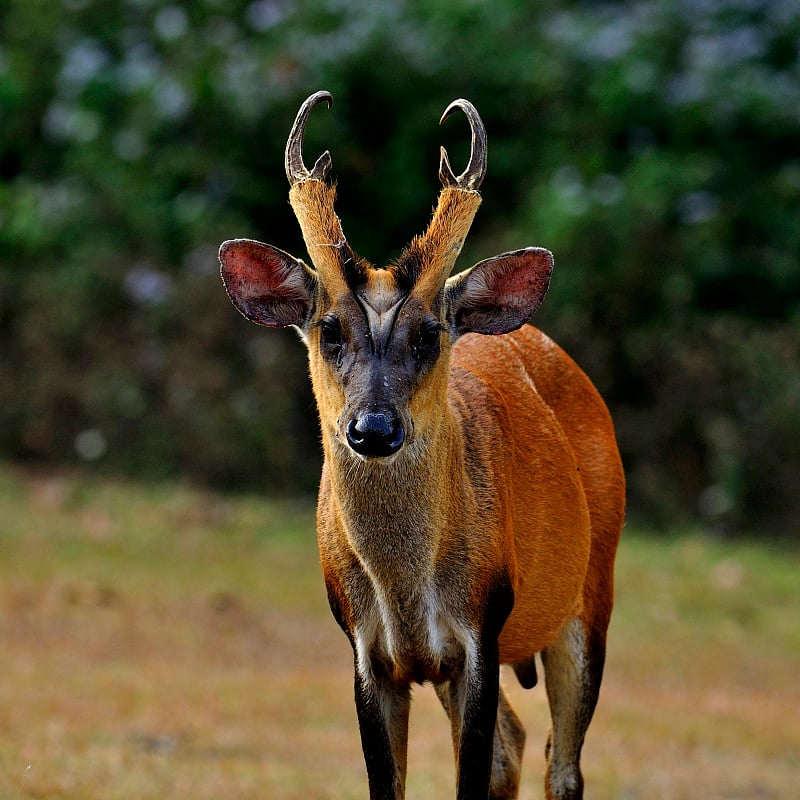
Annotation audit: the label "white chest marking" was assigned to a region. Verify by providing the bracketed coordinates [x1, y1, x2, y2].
[354, 580, 477, 685]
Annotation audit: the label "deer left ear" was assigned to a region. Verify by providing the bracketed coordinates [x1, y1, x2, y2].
[444, 246, 553, 337]
[220, 238, 318, 331]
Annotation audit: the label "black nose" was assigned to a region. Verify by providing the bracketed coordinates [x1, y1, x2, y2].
[346, 412, 405, 458]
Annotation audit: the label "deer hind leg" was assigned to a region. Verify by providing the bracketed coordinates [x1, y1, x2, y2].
[540, 617, 605, 800]
[489, 685, 526, 799]
[434, 681, 526, 800]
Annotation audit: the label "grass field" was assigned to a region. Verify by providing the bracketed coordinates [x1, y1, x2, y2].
[0, 465, 798, 799]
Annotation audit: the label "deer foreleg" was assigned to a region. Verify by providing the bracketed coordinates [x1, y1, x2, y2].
[353, 661, 411, 800]
[490, 686, 526, 798]
[436, 581, 515, 800]
[435, 639, 500, 800]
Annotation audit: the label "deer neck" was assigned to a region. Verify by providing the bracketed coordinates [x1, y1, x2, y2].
[321, 408, 465, 583]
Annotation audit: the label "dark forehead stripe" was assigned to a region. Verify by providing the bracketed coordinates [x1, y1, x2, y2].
[362, 299, 406, 357]
[340, 248, 368, 290]
[354, 280, 407, 358]
[391, 250, 423, 294]
[391, 252, 445, 320]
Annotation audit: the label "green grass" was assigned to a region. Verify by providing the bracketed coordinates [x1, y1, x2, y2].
[0, 465, 798, 799]
[0, 467, 319, 608]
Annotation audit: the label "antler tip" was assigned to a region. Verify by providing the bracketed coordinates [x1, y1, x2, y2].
[439, 98, 470, 127]
[311, 89, 334, 110]
[439, 146, 457, 187]
[437, 98, 487, 191]
[286, 90, 335, 186]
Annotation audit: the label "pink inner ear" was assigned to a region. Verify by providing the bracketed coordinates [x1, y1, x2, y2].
[493, 249, 553, 307]
[220, 239, 313, 328]
[450, 247, 553, 336]
[221, 240, 289, 297]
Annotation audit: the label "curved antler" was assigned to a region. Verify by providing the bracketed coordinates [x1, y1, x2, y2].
[438, 99, 487, 191]
[286, 91, 362, 290]
[285, 90, 334, 185]
[394, 99, 486, 298]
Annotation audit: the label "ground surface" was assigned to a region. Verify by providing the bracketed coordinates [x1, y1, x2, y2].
[0, 466, 798, 799]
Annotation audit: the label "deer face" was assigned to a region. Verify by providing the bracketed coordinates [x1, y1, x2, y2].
[311, 272, 446, 459]
[220, 92, 553, 461]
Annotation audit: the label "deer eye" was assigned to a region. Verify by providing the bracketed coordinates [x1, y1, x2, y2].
[318, 316, 344, 360]
[412, 322, 442, 363]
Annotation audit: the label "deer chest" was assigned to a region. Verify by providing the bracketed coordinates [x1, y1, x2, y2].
[352, 580, 478, 686]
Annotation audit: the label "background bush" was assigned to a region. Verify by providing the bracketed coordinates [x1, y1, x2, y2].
[1, 0, 798, 534]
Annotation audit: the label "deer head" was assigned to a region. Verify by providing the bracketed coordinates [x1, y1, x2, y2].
[220, 91, 553, 461]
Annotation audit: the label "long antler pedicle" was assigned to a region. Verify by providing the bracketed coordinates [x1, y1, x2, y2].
[396, 99, 486, 299]
[285, 92, 486, 300]
[286, 91, 359, 291]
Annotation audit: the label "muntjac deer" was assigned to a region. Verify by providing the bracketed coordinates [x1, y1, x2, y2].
[219, 91, 625, 800]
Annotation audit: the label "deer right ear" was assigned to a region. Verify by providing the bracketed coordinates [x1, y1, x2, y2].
[219, 239, 317, 330]
[444, 247, 553, 338]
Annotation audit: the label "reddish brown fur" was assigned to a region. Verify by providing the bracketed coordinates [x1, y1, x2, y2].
[452, 329, 624, 659]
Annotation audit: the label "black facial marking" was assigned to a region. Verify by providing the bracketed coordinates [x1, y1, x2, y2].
[354, 292, 406, 360]
[342, 251, 368, 290]
[392, 251, 423, 293]
[318, 289, 446, 459]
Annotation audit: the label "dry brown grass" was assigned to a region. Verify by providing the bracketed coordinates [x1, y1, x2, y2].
[0, 466, 798, 799]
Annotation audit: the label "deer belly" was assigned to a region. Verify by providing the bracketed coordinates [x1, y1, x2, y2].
[498, 492, 592, 663]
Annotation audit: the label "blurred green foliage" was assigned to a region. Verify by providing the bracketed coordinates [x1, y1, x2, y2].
[0, 0, 798, 533]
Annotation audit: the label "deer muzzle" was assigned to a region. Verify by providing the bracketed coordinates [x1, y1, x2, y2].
[346, 410, 406, 458]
